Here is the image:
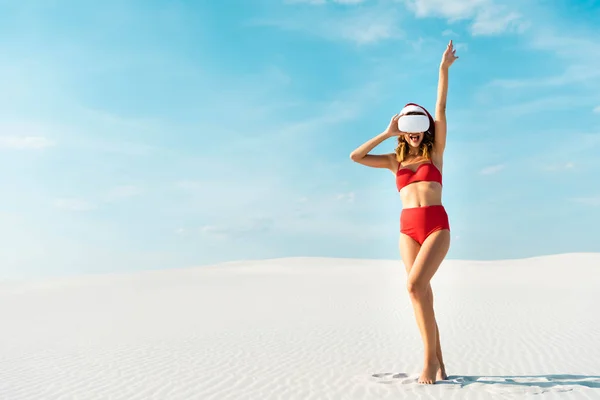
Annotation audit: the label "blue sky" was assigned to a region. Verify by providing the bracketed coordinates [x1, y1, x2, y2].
[1, 0, 599, 279]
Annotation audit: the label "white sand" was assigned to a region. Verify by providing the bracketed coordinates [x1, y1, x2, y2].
[1, 253, 600, 399]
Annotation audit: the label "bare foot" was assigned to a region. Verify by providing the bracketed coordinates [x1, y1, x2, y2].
[418, 360, 440, 384]
[436, 362, 448, 381]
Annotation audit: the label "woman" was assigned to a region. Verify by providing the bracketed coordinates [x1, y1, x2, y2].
[349, 40, 458, 384]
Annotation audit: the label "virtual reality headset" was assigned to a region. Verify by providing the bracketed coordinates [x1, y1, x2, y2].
[397, 104, 431, 133]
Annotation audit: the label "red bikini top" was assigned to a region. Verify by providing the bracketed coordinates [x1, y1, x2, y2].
[396, 160, 443, 191]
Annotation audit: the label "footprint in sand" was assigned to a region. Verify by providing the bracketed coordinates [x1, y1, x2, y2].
[370, 372, 412, 384]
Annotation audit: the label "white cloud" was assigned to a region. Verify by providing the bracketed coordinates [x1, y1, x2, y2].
[454, 42, 468, 51]
[78, 107, 158, 131]
[403, 0, 527, 36]
[480, 164, 505, 175]
[253, 6, 401, 45]
[513, 29, 600, 91]
[53, 198, 96, 212]
[333, 0, 365, 4]
[580, 133, 600, 147]
[442, 29, 458, 36]
[492, 95, 595, 117]
[405, 0, 486, 20]
[0, 136, 54, 149]
[172, 175, 286, 219]
[285, 0, 326, 4]
[336, 192, 355, 202]
[593, 106, 600, 114]
[0, 121, 58, 149]
[409, 37, 426, 51]
[285, 0, 365, 4]
[488, 65, 600, 90]
[542, 162, 575, 172]
[231, 77, 386, 153]
[339, 19, 398, 45]
[470, 6, 526, 35]
[474, 7, 600, 114]
[528, 28, 600, 62]
[571, 196, 600, 207]
[104, 185, 143, 202]
[53, 185, 141, 211]
[175, 73, 398, 244]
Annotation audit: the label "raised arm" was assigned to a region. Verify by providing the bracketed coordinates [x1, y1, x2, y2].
[350, 114, 403, 172]
[434, 40, 458, 155]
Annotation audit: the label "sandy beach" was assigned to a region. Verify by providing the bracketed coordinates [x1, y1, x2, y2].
[1, 253, 599, 399]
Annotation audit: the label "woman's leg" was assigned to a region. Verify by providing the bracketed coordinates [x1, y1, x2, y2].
[399, 233, 448, 381]
[399, 232, 424, 334]
[406, 229, 450, 384]
[427, 284, 447, 380]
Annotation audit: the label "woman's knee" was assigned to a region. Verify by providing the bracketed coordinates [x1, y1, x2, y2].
[406, 279, 428, 298]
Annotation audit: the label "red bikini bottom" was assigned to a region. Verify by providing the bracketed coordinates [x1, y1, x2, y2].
[400, 205, 450, 245]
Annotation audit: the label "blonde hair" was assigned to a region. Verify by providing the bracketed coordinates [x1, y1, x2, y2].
[395, 133, 434, 163]
[394, 109, 435, 163]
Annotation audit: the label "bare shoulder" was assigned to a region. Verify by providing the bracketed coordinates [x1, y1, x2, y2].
[388, 152, 400, 173]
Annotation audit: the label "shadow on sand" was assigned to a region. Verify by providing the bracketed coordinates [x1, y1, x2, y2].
[371, 373, 600, 391]
[439, 374, 600, 389]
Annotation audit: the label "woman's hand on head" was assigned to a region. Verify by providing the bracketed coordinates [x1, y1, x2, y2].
[385, 114, 405, 137]
[441, 40, 458, 69]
